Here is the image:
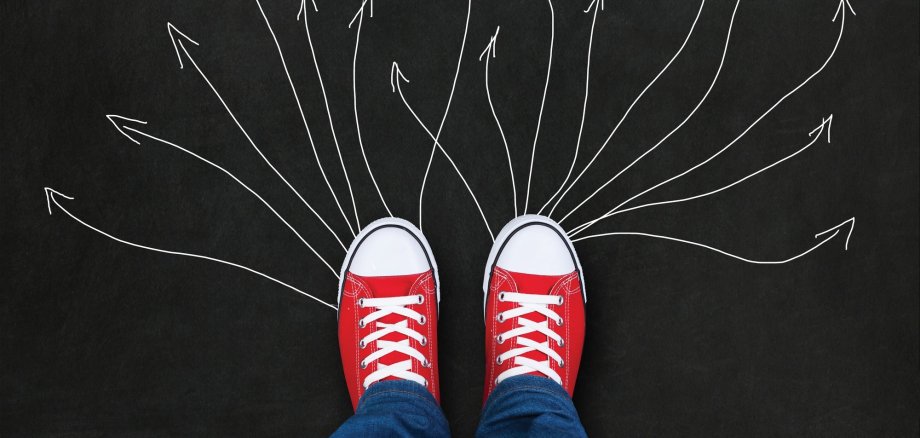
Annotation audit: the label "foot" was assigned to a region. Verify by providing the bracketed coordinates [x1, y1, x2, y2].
[338, 218, 440, 410]
[482, 215, 586, 402]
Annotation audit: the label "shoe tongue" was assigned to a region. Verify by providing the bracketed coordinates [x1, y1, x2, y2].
[504, 270, 566, 295]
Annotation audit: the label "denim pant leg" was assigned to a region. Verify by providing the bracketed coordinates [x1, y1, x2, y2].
[332, 380, 450, 438]
[476, 375, 587, 438]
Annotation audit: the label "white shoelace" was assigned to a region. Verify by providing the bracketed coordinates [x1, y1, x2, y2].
[494, 292, 565, 386]
[358, 295, 430, 389]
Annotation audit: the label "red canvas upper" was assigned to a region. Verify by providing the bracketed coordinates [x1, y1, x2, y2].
[338, 270, 440, 410]
[483, 266, 585, 403]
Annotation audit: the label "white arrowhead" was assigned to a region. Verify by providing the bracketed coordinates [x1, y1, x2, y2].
[348, 0, 369, 28]
[808, 114, 833, 143]
[814, 217, 856, 250]
[296, 0, 318, 20]
[106, 115, 148, 145]
[390, 62, 409, 92]
[584, 0, 604, 14]
[44, 187, 74, 215]
[166, 22, 199, 69]
[833, 0, 856, 22]
[479, 26, 500, 61]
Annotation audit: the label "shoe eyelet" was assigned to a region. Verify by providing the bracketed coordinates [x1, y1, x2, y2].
[557, 296, 564, 305]
[559, 359, 565, 368]
[358, 298, 365, 307]
[496, 335, 505, 344]
[423, 359, 431, 368]
[359, 340, 366, 349]
[496, 314, 505, 323]
[420, 337, 428, 346]
[556, 317, 564, 326]
[358, 319, 366, 328]
[417, 294, 424, 304]
[360, 360, 367, 369]
[495, 357, 503, 365]
[557, 338, 565, 347]
[419, 315, 427, 325]
[498, 292, 506, 302]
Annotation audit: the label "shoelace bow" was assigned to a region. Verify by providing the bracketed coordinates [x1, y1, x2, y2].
[494, 291, 565, 385]
[358, 294, 430, 389]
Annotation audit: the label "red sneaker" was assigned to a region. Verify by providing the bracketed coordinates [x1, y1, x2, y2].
[482, 215, 586, 402]
[338, 218, 440, 410]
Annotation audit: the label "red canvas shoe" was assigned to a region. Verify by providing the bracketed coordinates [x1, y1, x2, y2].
[482, 215, 586, 402]
[338, 218, 440, 410]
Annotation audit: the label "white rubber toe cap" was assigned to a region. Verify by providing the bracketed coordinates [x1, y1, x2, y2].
[495, 221, 576, 276]
[348, 222, 430, 277]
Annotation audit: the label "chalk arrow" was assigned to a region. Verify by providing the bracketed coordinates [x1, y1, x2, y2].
[808, 114, 834, 143]
[166, 22, 199, 69]
[584, 0, 604, 13]
[296, 0, 318, 20]
[44, 187, 74, 215]
[478, 26, 499, 61]
[815, 217, 855, 250]
[348, 0, 373, 28]
[103, 114, 346, 261]
[573, 216, 856, 264]
[389, 61, 410, 93]
[571, 0, 854, 236]
[572, 115, 838, 234]
[43, 186, 338, 310]
[106, 115, 147, 145]
[833, 0, 856, 22]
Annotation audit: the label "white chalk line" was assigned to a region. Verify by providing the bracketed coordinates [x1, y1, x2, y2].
[545, 0, 706, 218]
[538, 0, 603, 216]
[350, 0, 394, 218]
[479, 26, 518, 217]
[522, 0, 555, 214]
[570, 1, 854, 236]
[166, 23, 345, 251]
[258, 0, 357, 238]
[417, 0, 472, 230]
[45, 187, 338, 311]
[559, 0, 740, 226]
[297, 0, 361, 233]
[393, 63, 495, 240]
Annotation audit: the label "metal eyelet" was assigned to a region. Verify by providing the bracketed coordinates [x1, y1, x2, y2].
[358, 298, 365, 307]
[557, 296, 564, 305]
[559, 359, 565, 368]
[358, 319, 366, 328]
[423, 359, 431, 368]
[359, 340, 366, 349]
[557, 338, 565, 347]
[419, 315, 427, 325]
[498, 292, 506, 302]
[360, 360, 367, 369]
[417, 294, 425, 304]
[496, 335, 505, 344]
[420, 337, 428, 346]
[495, 356, 503, 365]
[496, 314, 505, 323]
[556, 317, 564, 326]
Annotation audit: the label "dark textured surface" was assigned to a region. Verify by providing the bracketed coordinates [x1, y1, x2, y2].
[1, 0, 917, 436]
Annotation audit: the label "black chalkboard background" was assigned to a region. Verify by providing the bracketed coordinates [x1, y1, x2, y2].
[2, 0, 917, 436]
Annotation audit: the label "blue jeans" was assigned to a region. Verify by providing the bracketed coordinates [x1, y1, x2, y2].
[332, 375, 587, 437]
